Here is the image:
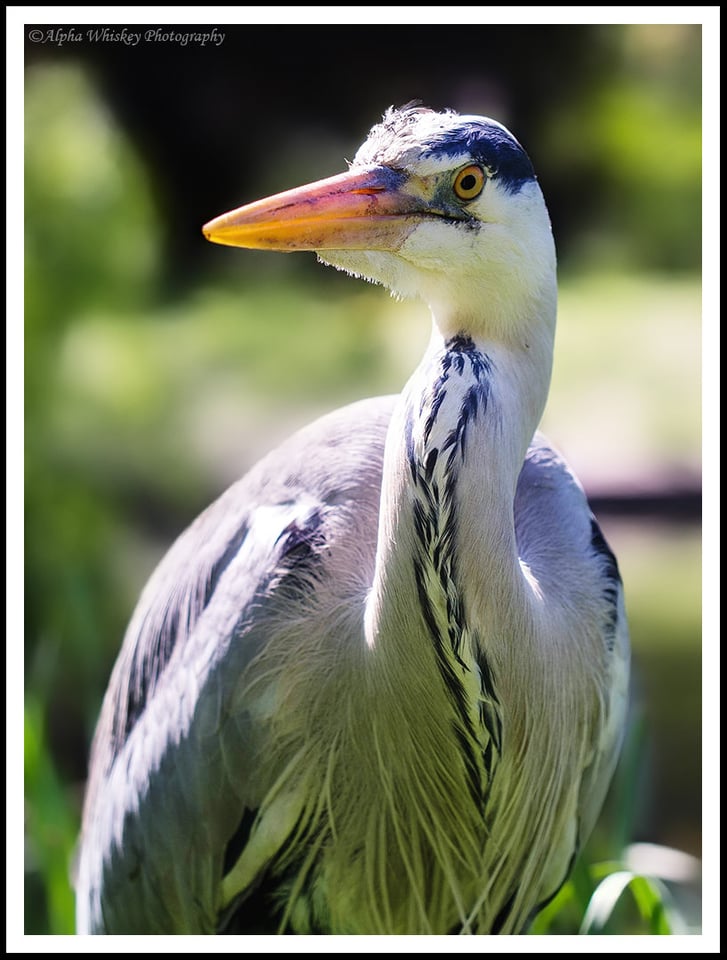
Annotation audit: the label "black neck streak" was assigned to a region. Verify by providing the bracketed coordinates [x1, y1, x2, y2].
[407, 334, 501, 807]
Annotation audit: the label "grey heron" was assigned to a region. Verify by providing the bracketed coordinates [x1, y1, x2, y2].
[75, 105, 630, 935]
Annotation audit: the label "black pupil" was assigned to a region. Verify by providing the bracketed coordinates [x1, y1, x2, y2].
[460, 174, 477, 192]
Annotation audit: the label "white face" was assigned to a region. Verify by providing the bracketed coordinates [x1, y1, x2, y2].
[319, 123, 557, 343]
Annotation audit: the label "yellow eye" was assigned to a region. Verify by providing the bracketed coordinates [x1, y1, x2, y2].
[453, 164, 486, 201]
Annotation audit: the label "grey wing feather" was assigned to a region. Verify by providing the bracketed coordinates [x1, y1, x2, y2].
[516, 433, 630, 878]
[75, 396, 396, 934]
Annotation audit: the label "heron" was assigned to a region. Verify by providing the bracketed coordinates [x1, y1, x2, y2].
[75, 105, 630, 935]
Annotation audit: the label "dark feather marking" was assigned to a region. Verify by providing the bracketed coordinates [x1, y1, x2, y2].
[217, 873, 286, 934]
[525, 847, 579, 931]
[417, 117, 536, 196]
[452, 720, 486, 809]
[408, 335, 503, 807]
[222, 807, 257, 875]
[479, 700, 503, 755]
[482, 738, 495, 778]
[413, 558, 463, 705]
[444, 334, 474, 357]
[475, 647, 499, 703]
[443, 469, 458, 511]
[491, 885, 519, 934]
[116, 520, 252, 745]
[413, 556, 483, 800]
[432, 537, 443, 572]
[206, 522, 254, 605]
[423, 385, 447, 445]
[116, 510, 326, 755]
[405, 407, 416, 481]
[219, 802, 328, 934]
[589, 517, 622, 652]
[412, 498, 431, 548]
[424, 447, 439, 481]
[379, 108, 534, 196]
[276, 509, 325, 562]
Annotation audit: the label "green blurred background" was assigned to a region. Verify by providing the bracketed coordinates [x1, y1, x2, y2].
[21, 20, 703, 935]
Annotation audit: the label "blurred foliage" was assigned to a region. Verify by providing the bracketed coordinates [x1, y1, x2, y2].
[539, 24, 701, 272]
[23, 63, 163, 934]
[22, 22, 702, 936]
[24, 63, 160, 748]
[25, 700, 78, 934]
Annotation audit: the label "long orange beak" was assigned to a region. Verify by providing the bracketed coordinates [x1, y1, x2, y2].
[202, 165, 425, 252]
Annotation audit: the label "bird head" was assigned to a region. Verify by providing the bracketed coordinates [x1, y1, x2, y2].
[203, 106, 557, 341]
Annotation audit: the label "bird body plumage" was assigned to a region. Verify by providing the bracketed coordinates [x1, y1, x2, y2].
[75, 106, 629, 935]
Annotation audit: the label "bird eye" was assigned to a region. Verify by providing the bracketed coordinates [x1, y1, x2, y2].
[453, 164, 486, 201]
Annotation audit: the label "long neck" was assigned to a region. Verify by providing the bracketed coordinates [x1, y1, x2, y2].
[345, 319, 558, 932]
[365, 321, 553, 665]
